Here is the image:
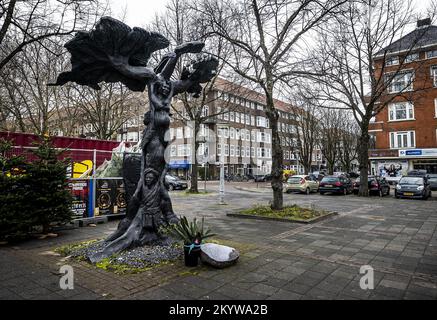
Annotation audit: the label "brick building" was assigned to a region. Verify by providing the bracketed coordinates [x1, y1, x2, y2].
[369, 19, 437, 177]
[167, 78, 322, 179]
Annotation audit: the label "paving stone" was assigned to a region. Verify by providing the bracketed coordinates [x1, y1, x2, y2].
[267, 289, 302, 300]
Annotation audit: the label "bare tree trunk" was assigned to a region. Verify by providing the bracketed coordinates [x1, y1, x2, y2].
[358, 123, 370, 197]
[189, 120, 200, 193]
[267, 95, 283, 210]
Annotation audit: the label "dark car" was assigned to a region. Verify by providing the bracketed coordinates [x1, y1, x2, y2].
[395, 176, 432, 200]
[348, 172, 360, 179]
[254, 174, 273, 182]
[165, 175, 188, 191]
[406, 170, 428, 177]
[319, 175, 352, 195]
[428, 174, 437, 191]
[352, 176, 390, 196]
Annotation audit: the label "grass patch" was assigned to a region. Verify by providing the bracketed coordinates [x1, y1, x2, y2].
[239, 204, 329, 221]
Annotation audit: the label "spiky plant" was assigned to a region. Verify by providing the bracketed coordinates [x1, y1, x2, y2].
[170, 216, 215, 245]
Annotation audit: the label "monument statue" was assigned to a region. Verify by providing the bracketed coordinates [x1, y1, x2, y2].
[51, 17, 219, 262]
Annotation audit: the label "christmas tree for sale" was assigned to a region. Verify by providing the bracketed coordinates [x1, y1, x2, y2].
[0, 138, 31, 241]
[26, 136, 73, 235]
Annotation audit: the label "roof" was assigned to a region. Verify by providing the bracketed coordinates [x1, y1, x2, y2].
[375, 25, 437, 57]
[213, 77, 297, 113]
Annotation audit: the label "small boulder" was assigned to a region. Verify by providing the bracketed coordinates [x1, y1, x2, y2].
[200, 243, 239, 268]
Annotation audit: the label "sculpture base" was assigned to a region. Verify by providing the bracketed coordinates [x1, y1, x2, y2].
[62, 237, 182, 269]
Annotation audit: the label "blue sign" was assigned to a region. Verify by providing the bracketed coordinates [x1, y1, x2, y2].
[405, 150, 422, 156]
[169, 160, 190, 169]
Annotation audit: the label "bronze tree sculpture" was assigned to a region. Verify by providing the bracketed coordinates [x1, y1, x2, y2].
[52, 17, 219, 262]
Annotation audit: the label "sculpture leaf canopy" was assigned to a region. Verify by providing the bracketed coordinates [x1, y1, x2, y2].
[51, 16, 170, 91]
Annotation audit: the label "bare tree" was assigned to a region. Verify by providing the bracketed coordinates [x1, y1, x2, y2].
[72, 83, 143, 140]
[285, 101, 320, 175]
[318, 108, 343, 175]
[308, 0, 437, 195]
[0, 0, 107, 71]
[337, 116, 359, 173]
[195, 0, 347, 209]
[151, 0, 248, 193]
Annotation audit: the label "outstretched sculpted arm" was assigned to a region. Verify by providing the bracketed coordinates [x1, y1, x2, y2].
[172, 54, 219, 97]
[109, 55, 156, 82]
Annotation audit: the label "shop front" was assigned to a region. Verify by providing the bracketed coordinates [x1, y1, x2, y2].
[370, 148, 437, 177]
[168, 160, 191, 179]
[399, 148, 437, 174]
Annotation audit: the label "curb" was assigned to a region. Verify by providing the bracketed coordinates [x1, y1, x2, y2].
[226, 211, 338, 224]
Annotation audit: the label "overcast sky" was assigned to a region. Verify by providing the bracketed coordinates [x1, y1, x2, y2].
[110, 0, 432, 28]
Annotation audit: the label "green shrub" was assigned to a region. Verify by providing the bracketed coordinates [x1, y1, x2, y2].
[0, 136, 73, 240]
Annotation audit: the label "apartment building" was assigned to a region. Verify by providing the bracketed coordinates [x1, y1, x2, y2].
[166, 78, 321, 179]
[369, 19, 437, 176]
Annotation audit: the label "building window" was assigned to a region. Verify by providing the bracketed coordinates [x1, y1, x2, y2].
[431, 66, 437, 87]
[202, 106, 209, 117]
[176, 127, 183, 139]
[236, 146, 240, 157]
[385, 56, 399, 66]
[405, 53, 419, 63]
[246, 146, 250, 157]
[435, 98, 437, 117]
[235, 112, 240, 123]
[230, 112, 235, 122]
[426, 50, 437, 59]
[230, 127, 235, 139]
[256, 116, 266, 127]
[246, 130, 250, 141]
[177, 144, 191, 157]
[217, 143, 221, 156]
[386, 71, 414, 93]
[224, 144, 229, 156]
[251, 116, 255, 126]
[388, 102, 414, 121]
[171, 145, 177, 157]
[185, 126, 192, 138]
[252, 147, 256, 158]
[230, 145, 235, 157]
[389, 131, 415, 149]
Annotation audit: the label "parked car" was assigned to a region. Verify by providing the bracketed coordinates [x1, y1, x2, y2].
[165, 174, 188, 191]
[406, 169, 428, 177]
[348, 172, 360, 179]
[311, 172, 325, 181]
[285, 175, 319, 195]
[428, 174, 437, 191]
[352, 176, 390, 197]
[254, 174, 273, 182]
[395, 176, 432, 200]
[319, 175, 353, 195]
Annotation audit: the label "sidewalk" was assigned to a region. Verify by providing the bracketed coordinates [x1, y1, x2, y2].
[1, 187, 437, 300]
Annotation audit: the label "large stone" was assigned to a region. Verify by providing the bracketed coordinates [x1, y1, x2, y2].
[200, 243, 239, 268]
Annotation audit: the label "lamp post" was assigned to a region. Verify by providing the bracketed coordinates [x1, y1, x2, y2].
[217, 123, 228, 205]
